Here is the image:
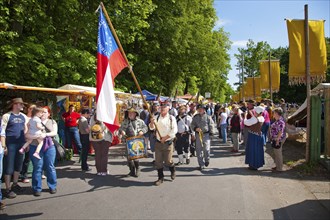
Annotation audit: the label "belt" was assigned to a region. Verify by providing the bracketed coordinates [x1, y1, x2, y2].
[156, 139, 174, 145]
[203, 131, 209, 134]
[177, 132, 187, 135]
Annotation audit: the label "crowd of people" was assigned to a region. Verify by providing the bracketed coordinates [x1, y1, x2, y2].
[0, 96, 288, 210]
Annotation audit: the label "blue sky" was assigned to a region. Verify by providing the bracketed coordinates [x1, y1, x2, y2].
[213, 0, 330, 89]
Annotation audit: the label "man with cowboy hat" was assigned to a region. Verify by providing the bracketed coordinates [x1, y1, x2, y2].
[190, 104, 215, 171]
[1, 98, 28, 199]
[119, 107, 148, 177]
[149, 101, 178, 186]
[175, 105, 192, 165]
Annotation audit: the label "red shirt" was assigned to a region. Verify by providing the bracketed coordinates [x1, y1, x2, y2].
[62, 111, 81, 127]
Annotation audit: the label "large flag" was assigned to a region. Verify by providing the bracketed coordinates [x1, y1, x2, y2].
[286, 20, 327, 85]
[96, 9, 128, 132]
[259, 60, 280, 92]
[244, 77, 261, 99]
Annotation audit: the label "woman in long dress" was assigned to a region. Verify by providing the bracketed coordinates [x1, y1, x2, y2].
[244, 106, 265, 170]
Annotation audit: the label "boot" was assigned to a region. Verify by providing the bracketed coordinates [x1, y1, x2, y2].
[169, 166, 176, 180]
[176, 154, 184, 165]
[185, 152, 190, 164]
[134, 160, 140, 177]
[154, 168, 164, 186]
[128, 161, 135, 177]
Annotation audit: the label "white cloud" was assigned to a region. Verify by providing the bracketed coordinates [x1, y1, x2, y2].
[232, 40, 248, 47]
[214, 19, 231, 29]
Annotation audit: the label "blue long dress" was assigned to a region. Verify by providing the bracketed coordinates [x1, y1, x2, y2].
[245, 120, 265, 169]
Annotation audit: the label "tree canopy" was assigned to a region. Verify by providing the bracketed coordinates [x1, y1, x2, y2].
[0, 0, 232, 102]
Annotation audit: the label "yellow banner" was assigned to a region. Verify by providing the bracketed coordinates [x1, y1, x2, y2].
[244, 77, 261, 98]
[259, 60, 280, 92]
[287, 20, 327, 85]
[232, 93, 239, 102]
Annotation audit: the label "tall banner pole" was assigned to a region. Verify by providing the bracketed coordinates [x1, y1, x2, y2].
[242, 52, 245, 102]
[305, 4, 311, 162]
[268, 52, 273, 101]
[100, 2, 162, 138]
[253, 72, 256, 100]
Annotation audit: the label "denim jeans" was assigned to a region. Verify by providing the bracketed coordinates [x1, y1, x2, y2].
[80, 133, 90, 170]
[58, 127, 66, 145]
[20, 151, 30, 180]
[4, 142, 25, 175]
[220, 124, 227, 143]
[29, 144, 57, 192]
[261, 122, 270, 145]
[65, 127, 82, 154]
[0, 152, 3, 201]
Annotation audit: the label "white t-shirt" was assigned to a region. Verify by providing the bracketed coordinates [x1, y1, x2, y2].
[220, 113, 228, 125]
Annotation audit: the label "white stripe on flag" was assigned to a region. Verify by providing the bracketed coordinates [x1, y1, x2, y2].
[96, 63, 116, 124]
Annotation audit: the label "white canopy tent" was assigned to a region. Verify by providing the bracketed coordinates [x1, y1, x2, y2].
[287, 83, 330, 125]
[57, 84, 143, 103]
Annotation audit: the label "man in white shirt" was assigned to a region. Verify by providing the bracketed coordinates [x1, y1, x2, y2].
[149, 101, 178, 186]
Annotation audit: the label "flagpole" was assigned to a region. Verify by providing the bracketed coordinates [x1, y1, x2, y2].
[252, 72, 256, 100]
[305, 4, 311, 162]
[100, 2, 162, 138]
[242, 52, 245, 102]
[268, 51, 273, 101]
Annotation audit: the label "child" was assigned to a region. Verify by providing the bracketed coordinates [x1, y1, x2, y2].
[230, 106, 241, 153]
[19, 107, 44, 159]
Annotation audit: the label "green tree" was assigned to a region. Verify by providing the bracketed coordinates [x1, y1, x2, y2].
[234, 39, 271, 79]
[0, 0, 231, 102]
[0, 0, 155, 88]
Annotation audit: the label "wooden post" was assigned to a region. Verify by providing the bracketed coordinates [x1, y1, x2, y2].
[305, 4, 311, 162]
[100, 2, 162, 137]
[269, 52, 273, 101]
[237, 68, 242, 101]
[253, 71, 256, 100]
[242, 52, 245, 102]
[325, 88, 330, 158]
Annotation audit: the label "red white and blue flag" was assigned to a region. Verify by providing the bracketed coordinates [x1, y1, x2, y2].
[96, 9, 128, 132]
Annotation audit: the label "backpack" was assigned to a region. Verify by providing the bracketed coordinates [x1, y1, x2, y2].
[91, 120, 104, 140]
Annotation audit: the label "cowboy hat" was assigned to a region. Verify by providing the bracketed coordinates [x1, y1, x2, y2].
[126, 107, 139, 116]
[7, 97, 27, 108]
[160, 101, 170, 107]
[178, 105, 187, 111]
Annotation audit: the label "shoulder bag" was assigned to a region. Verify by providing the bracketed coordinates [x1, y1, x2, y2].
[42, 120, 66, 160]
